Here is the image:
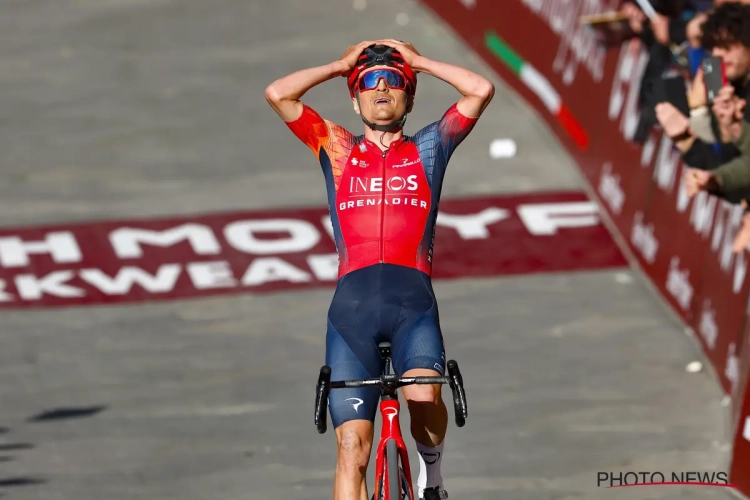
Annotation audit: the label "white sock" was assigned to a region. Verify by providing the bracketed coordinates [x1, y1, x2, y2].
[416, 440, 444, 495]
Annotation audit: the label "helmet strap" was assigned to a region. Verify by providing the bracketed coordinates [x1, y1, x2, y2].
[355, 94, 409, 133]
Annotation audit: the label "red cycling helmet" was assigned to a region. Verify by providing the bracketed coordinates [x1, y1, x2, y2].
[347, 44, 417, 99]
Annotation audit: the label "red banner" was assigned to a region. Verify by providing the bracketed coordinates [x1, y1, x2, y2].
[417, 0, 750, 494]
[0, 192, 624, 308]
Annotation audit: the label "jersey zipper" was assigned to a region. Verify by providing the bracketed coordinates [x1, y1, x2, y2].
[380, 146, 386, 264]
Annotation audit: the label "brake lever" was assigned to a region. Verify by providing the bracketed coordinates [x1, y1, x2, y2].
[315, 366, 331, 434]
[446, 360, 467, 427]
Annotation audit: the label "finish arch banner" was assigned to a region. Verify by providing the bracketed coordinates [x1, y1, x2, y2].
[416, 0, 750, 495]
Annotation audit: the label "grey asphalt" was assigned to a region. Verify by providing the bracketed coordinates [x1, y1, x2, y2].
[0, 0, 732, 499]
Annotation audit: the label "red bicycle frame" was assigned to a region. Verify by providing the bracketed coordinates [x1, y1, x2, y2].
[314, 342, 467, 500]
[373, 398, 414, 500]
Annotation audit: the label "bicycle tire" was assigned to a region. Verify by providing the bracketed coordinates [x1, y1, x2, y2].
[386, 439, 400, 500]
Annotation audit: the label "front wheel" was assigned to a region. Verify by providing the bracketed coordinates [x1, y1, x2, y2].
[378, 440, 412, 500]
[386, 439, 400, 499]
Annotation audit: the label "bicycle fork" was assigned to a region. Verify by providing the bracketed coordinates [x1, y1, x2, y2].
[374, 351, 415, 500]
[374, 398, 414, 500]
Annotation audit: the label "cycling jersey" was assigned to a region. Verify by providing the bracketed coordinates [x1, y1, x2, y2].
[285, 103, 477, 278]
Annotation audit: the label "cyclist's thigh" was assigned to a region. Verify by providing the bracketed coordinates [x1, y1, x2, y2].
[390, 277, 446, 377]
[326, 278, 382, 429]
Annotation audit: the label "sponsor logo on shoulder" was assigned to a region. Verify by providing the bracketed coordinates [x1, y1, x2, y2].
[394, 157, 422, 168]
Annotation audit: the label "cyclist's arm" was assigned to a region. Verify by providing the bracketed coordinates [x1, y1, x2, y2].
[411, 56, 494, 119]
[265, 61, 348, 122]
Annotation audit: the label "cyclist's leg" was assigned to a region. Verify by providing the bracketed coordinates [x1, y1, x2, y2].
[334, 420, 373, 500]
[326, 321, 380, 500]
[389, 274, 448, 498]
[326, 276, 383, 500]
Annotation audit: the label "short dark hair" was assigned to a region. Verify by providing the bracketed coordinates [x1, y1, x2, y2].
[701, 2, 750, 50]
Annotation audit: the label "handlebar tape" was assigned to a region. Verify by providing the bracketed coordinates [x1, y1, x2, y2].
[315, 366, 332, 434]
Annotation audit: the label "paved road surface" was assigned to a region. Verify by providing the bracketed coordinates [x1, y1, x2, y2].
[0, 0, 730, 499]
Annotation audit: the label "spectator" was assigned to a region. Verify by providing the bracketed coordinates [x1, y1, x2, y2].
[683, 89, 749, 251]
[684, 91, 748, 197]
[621, 0, 712, 141]
[621, 0, 712, 48]
[654, 1, 750, 250]
[685, 1, 750, 72]
[655, 1, 750, 172]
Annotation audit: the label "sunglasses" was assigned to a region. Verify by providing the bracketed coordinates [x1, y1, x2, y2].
[356, 69, 410, 92]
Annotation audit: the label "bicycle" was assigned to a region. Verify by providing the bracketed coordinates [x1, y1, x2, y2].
[314, 341, 468, 500]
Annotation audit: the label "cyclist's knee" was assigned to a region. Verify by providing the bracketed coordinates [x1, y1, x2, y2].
[402, 369, 442, 404]
[404, 383, 442, 405]
[335, 422, 373, 473]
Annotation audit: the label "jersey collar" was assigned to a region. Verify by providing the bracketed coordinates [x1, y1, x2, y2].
[362, 135, 407, 152]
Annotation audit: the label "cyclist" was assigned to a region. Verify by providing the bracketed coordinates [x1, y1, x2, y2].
[265, 39, 494, 500]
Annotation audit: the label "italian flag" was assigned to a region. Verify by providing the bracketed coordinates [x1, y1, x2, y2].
[485, 32, 589, 151]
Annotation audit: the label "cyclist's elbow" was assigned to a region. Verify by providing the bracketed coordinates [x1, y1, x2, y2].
[476, 78, 495, 102]
[265, 83, 302, 121]
[264, 82, 284, 106]
[473, 79, 495, 114]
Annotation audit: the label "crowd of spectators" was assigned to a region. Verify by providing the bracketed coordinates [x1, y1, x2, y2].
[616, 0, 750, 250]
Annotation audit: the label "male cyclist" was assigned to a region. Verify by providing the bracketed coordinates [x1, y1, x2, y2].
[265, 40, 494, 500]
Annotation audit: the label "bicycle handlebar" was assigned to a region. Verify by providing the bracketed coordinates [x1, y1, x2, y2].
[314, 360, 468, 434]
[329, 376, 449, 388]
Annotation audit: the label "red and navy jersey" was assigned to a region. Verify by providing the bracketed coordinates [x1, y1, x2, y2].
[286, 103, 477, 279]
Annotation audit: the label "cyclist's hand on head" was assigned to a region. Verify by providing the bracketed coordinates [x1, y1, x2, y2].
[340, 41, 376, 77]
[375, 39, 422, 69]
[379, 39, 494, 118]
